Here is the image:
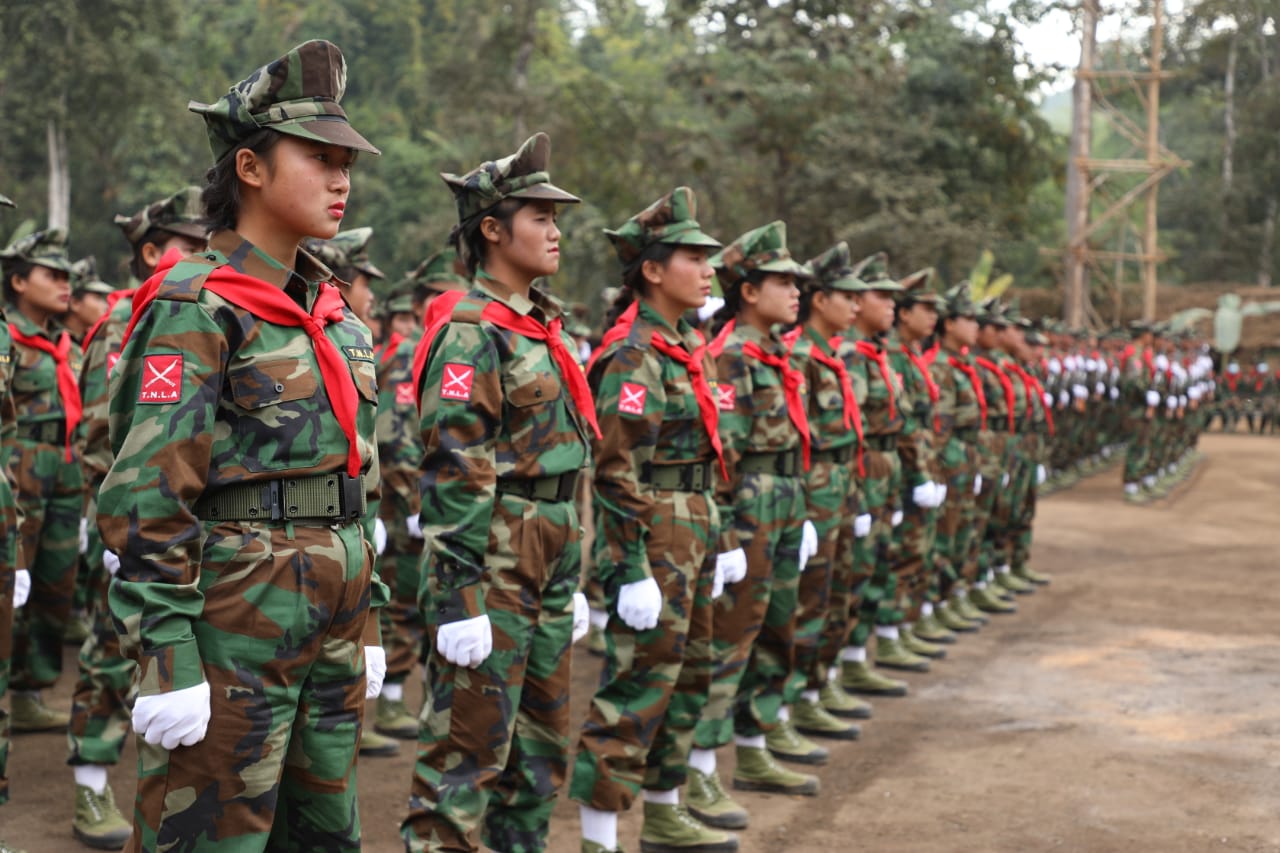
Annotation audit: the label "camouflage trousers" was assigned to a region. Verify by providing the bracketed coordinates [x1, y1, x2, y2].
[0, 471, 17, 806]
[403, 495, 581, 853]
[978, 433, 1018, 574]
[1123, 412, 1152, 483]
[69, 492, 134, 767]
[817, 479, 862, 672]
[792, 458, 852, 693]
[693, 471, 803, 749]
[933, 434, 979, 599]
[987, 436, 1035, 571]
[855, 446, 904, 634]
[966, 431, 1003, 582]
[892, 493, 939, 623]
[127, 521, 374, 853]
[570, 489, 716, 811]
[377, 479, 426, 682]
[1009, 443, 1041, 574]
[11, 440, 82, 690]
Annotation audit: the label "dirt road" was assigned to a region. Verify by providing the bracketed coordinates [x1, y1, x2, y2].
[5, 433, 1279, 852]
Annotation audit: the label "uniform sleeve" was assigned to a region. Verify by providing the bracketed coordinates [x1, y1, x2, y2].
[714, 349, 754, 553]
[592, 346, 665, 587]
[99, 299, 225, 697]
[417, 321, 502, 624]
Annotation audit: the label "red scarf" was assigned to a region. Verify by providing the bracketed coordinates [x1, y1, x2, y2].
[948, 352, 988, 430]
[853, 339, 897, 421]
[125, 250, 363, 477]
[82, 288, 136, 351]
[412, 290, 601, 440]
[1225, 374, 1239, 392]
[378, 331, 404, 365]
[791, 326, 863, 475]
[901, 342, 940, 431]
[1004, 361, 1056, 436]
[9, 326, 82, 462]
[975, 356, 1016, 433]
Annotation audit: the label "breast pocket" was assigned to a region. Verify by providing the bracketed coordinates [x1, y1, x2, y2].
[815, 384, 844, 415]
[349, 359, 378, 404]
[11, 366, 54, 395]
[504, 370, 563, 462]
[228, 360, 318, 410]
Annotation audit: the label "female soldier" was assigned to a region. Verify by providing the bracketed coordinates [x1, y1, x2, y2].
[569, 188, 736, 853]
[98, 40, 386, 851]
[403, 132, 594, 853]
[687, 222, 818, 828]
[1, 228, 81, 734]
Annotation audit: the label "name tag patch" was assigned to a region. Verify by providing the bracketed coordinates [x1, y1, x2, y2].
[440, 363, 475, 401]
[344, 346, 375, 362]
[618, 382, 647, 416]
[139, 354, 183, 404]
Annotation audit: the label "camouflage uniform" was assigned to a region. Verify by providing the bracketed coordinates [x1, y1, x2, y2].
[403, 133, 593, 853]
[0, 197, 21, 806]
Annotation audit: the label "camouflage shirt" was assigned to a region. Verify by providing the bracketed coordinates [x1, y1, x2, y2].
[10, 310, 83, 432]
[376, 330, 424, 513]
[887, 331, 937, 485]
[789, 325, 859, 453]
[837, 328, 904, 437]
[929, 344, 983, 437]
[99, 229, 385, 695]
[588, 300, 720, 586]
[80, 295, 132, 486]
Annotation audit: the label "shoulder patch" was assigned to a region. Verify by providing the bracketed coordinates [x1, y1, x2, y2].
[439, 362, 476, 401]
[138, 353, 183, 403]
[344, 345, 375, 362]
[395, 381, 416, 406]
[618, 382, 648, 416]
[714, 382, 735, 412]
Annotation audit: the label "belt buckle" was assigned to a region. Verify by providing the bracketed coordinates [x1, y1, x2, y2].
[555, 471, 579, 503]
[689, 464, 706, 492]
[339, 473, 365, 520]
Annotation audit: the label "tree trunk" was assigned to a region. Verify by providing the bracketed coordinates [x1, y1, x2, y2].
[511, 0, 540, 146]
[46, 118, 70, 231]
[1259, 197, 1276, 287]
[1063, 0, 1098, 326]
[1220, 27, 1237, 239]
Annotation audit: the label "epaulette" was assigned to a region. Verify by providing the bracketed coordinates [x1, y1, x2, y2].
[152, 252, 223, 303]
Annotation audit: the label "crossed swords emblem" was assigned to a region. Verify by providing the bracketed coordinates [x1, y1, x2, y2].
[443, 365, 473, 393]
[620, 385, 645, 410]
[145, 359, 178, 389]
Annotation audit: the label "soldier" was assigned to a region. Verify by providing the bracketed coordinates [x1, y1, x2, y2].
[1002, 320, 1053, 587]
[570, 188, 734, 853]
[305, 226, 384, 327]
[1, 228, 82, 732]
[402, 132, 594, 853]
[1120, 322, 1159, 502]
[99, 40, 387, 851]
[66, 188, 206, 850]
[64, 259, 114, 343]
[691, 221, 819, 805]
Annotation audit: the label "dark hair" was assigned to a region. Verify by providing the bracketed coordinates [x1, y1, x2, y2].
[709, 270, 766, 336]
[200, 130, 284, 232]
[3, 260, 36, 304]
[129, 226, 176, 281]
[454, 198, 526, 277]
[797, 280, 829, 326]
[605, 242, 680, 328]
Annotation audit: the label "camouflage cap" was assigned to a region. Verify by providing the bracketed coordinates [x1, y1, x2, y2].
[385, 289, 415, 315]
[896, 267, 942, 304]
[940, 281, 978, 319]
[804, 241, 866, 293]
[71, 256, 115, 295]
[114, 186, 206, 246]
[412, 247, 470, 293]
[604, 187, 721, 266]
[188, 39, 379, 163]
[1025, 329, 1048, 346]
[711, 220, 808, 284]
[977, 297, 1009, 327]
[0, 194, 12, 208]
[0, 228, 74, 273]
[304, 227, 385, 279]
[848, 251, 903, 292]
[442, 132, 580, 223]
[1002, 299, 1023, 325]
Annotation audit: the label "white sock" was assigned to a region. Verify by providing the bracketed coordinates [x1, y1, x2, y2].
[778, 705, 790, 722]
[579, 805, 618, 849]
[643, 788, 679, 805]
[921, 602, 934, 617]
[689, 748, 717, 775]
[974, 581, 987, 590]
[874, 626, 899, 640]
[74, 764, 109, 795]
[841, 646, 866, 663]
[589, 607, 609, 631]
[1124, 482, 1138, 494]
[998, 565, 1011, 575]
[735, 734, 766, 749]
[902, 622, 914, 632]
[827, 666, 841, 683]
[801, 689, 820, 703]
[381, 682, 404, 702]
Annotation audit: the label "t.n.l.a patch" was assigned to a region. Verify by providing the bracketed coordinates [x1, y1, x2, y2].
[106, 352, 120, 378]
[714, 381, 735, 412]
[439, 363, 476, 401]
[139, 353, 183, 404]
[395, 381, 416, 406]
[343, 345, 376, 362]
[618, 382, 647, 416]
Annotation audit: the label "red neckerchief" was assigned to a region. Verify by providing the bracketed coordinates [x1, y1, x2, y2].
[901, 340, 940, 431]
[1225, 374, 1239, 392]
[82, 288, 136, 351]
[923, 341, 940, 364]
[10, 326, 81, 462]
[591, 301, 726, 479]
[975, 355, 1016, 432]
[379, 331, 404, 365]
[948, 350, 988, 430]
[1005, 361, 1055, 436]
[853, 338, 897, 421]
[791, 325, 864, 476]
[411, 289, 601, 440]
[122, 248, 184, 346]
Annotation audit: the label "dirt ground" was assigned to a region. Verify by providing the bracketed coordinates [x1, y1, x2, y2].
[5, 432, 1280, 852]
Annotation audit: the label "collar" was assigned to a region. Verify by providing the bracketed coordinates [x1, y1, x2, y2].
[474, 270, 564, 325]
[208, 230, 333, 292]
[8, 307, 62, 340]
[637, 300, 697, 348]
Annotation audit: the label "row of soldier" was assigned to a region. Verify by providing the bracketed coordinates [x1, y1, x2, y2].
[0, 38, 1218, 853]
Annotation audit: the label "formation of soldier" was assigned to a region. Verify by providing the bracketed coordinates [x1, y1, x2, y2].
[1208, 357, 1280, 435]
[0, 38, 1223, 853]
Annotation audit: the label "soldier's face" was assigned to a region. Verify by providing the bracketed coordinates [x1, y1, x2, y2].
[811, 289, 858, 334]
[12, 264, 71, 318]
[347, 272, 375, 324]
[898, 302, 937, 339]
[391, 312, 416, 338]
[647, 246, 713, 312]
[947, 315, 979, 348]
[493, 200, 562, 280]
[748, 273, 799, 325]
[855, 289, 896, 333]
[240, 137, 354, 243]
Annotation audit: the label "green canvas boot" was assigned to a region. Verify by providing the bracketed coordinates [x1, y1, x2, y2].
[901, 629, 946, 659]
[64, 610, 91, 646]
[1013, 564, 1052, 586]
[791, 698, 859, 741]
[11, 692, 69, 732]
[358, 728, 399, 757]
[765, 718, 829, 765]
[72, 784, 132, 850]
[969, 586, 1017, 614]
[950, 590, 989, 624]
[911, 612, 957, 644]
[732, 746, 819, 796]
[995, 570, 1035, 595]
[582, 842, 622, 853]
[841, 659, 908, 697]
[685, 768, 748, 830]
[639, 801, 739, 853]
[375, 694, 419, 739]
[935, 602, 980, 633]
[818, 679, 873, 720]
[874, 635, 930, 672]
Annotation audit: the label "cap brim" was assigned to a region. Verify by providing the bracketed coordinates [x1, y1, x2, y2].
[756, 257, 810, 276]
[32, 258, 75, 274]
[356, 262, 386, 280]
[84, 282, 116, 295]
[0, 194, 13, 208]
[510, 182, 581, 205]
[662, 230, 722, 251]
[276, 116, 381, 156]
[158, 222, 208, 242]
[855, 280, 905, 293]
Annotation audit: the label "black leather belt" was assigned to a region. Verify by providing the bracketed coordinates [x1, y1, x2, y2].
[810, 445, 854, 465]
[645, 461, 715, 492]
[195, 472, 367, 523]
[496, 470, 581, 503]
[739, 448, 803, 477]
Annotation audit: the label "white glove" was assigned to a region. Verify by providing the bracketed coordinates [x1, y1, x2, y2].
[1001, 472, 1010, 488]
[1109, 386, 1119, 400]
[1036, 464, 1047, 485]
[364, 646, 386, 699]
[854, 514, 872, 538]
[974, 474, 984, 495]
[717, 548, 748, 585]
[1188, 387, 1202, 402]
[13, 568, 30, 608]
[406, 513, 424, 539]
[1179, 395, 1188, 407]
[798, 520, 819, 572]
[1072, 384, 1088, 400]
[912, 482, 934, 508]
[711, 560, 725, 600]
[374, 519, 387, 555]
[79, 518, 89, 555]
[437, 614, 493, 668]
[1165, 395, 1178, 410]
[1047, 358, 1062, 375]
[1042, 391, 1053, 407]
[1058, 390, 1070, 407]
[1095, 381, 1105, 395]
[1145, 390, 1160, 407]
[936, 484, 948, 504]
[133, 681, 212, 750]
[103, 550, 120, 577]
[890, 510, 904, 527]
[572, 592, 590, 643]
[618, 577, 663, 631]
[1154, 354, 1169, 371]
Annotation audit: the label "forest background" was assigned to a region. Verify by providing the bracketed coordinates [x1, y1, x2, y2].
[0, 0, 1274, 324]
